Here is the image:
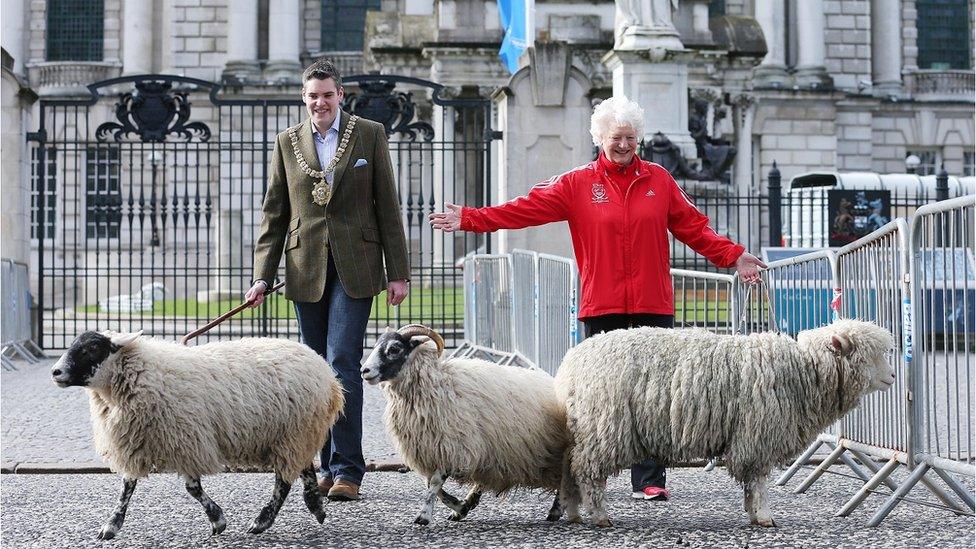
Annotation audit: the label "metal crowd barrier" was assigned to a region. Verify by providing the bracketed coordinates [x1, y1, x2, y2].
[460, 251, 578, 376]
[771, 199, 976, 525]
[671, 269, 734, 334]
[866, 195, 976, 525]
[461, 254, 513, 352]
[1, 259, 44, 370]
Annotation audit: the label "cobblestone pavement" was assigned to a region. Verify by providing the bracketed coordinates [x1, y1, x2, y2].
[2, 468, 973, 548]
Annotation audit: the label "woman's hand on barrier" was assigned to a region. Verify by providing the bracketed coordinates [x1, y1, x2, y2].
[429, 203, 462, 232]
[735, 252, 767, 284]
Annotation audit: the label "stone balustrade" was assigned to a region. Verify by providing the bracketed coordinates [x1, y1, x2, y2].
[905, 69, 975, 99]
[26, 62, 122, 97]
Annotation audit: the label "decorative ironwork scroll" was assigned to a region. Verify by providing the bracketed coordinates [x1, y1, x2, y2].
[343, 80, 434, 142]
[96, 80, 211, 143]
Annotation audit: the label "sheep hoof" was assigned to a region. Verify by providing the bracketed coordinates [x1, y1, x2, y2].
[247, 519, 272, 535]
[314, 510, 327, 524]
[566, 514, 583, 524]
[97, 525, 117, 540]
[447, 511, 464, 521]
[593, 517, 613, 528]
[546, 510, 563, 522]
[751, 517, 776, 528]
[414, 515, 430, 526]
[211, 517, 227, 535]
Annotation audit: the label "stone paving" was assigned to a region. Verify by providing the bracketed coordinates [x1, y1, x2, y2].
[2, 355, 974, 547]
[2, 469, 974, 548]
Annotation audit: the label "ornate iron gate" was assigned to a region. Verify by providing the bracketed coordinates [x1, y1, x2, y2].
[29, 74, 494, 350]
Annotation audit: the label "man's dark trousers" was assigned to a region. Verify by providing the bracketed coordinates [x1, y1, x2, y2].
[294, 256, 373, 486]
[582, 313, 674, 492]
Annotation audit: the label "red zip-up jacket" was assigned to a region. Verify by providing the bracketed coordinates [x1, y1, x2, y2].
[461, 154, 745, 319]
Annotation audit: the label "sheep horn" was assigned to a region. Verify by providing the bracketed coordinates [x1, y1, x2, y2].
[397, 324, 445, 356]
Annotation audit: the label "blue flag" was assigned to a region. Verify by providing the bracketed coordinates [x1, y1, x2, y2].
[498, 0, 529, 74]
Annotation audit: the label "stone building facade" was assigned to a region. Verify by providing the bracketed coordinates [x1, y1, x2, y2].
[0, 0, 972, 339]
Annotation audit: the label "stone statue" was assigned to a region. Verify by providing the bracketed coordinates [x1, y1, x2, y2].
[614, 0, 682, 50]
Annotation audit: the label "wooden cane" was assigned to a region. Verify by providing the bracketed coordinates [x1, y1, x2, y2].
[180, 281, 285, 345]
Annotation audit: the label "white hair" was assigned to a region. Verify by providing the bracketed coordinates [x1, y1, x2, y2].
[589, 96, 645, 146]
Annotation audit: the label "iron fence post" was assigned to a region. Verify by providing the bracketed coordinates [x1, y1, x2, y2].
[27, 123, 46, 349]
[936, 165, 949, 246]
[767, 161, 782, 248]
[935, 164, 949, 202]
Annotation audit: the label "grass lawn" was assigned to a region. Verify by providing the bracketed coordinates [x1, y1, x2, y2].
[77, 286, 465, 323]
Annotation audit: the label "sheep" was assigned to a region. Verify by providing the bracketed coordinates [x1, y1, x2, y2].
[360, 324, 570, 525]
[553, 319, 896, 527]
[50, 330, 345, 539]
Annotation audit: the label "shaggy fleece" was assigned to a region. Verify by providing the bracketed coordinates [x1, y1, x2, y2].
[554, 320, 894, 485]
[87, 337, 344, 481]
[382, 344, 569, 494]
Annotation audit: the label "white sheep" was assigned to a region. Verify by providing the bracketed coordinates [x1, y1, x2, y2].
[51, 330, 345, 539]
[360, 324, 569, 525]
[554, 319, 896, 527]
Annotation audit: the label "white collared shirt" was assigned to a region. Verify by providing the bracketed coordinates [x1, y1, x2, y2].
[311, 114, 342, 184]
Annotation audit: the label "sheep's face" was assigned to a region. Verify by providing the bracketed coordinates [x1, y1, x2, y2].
[51, 330, 141, 389]
[802, 320, 896, 395]
[361, 331, 423, 385]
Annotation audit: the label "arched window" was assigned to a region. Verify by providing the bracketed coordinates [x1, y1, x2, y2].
[916, 0, 971, 69]
[46, 0, 104, 61]
[321, 0, 381, 52]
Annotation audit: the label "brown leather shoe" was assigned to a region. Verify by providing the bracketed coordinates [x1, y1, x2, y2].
[327, 478, 360, 501]
[317, 476, 333, 495]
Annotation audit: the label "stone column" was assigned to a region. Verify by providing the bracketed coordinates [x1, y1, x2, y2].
[223, 0, 260, 83]
[871, 0, 902, 95]
[732, 94, 755, 194]
[1, 0, 25, 74]
[604, 49, 697, 160]
[265, 0, 302, 84]
[752, 0, 788, 88]
[794, 0, 833, 88]
[122, 0, 153, 75]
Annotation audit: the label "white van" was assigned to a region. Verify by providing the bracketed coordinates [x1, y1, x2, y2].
[783, 172, 975, 248]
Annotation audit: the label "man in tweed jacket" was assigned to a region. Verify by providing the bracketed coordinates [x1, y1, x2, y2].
[245, 59, 409, 501]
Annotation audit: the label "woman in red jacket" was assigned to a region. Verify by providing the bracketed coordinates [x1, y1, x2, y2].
[429, 95, 766, 502]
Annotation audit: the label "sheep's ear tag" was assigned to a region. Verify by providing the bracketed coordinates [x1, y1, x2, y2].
[110, 330, 143, 348]
[830, 334, 854, 357]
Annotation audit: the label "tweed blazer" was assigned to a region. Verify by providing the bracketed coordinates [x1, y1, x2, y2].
[252, 111, 410, 302]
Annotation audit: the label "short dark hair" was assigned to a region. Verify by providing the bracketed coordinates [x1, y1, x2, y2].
[302, 58, 342, 88]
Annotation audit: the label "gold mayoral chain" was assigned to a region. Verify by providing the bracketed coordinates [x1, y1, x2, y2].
[289, 115, 359, 206]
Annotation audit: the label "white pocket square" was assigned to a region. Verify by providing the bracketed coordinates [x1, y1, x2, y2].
[354, 158, 368, 168]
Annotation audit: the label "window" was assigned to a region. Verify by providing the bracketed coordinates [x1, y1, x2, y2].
[85, 146, 122, 239]
[907, 149, 941, 176]
[46, 0, 104, 61]
[321, 0, 380, 51]
[709, 0, 726, 17]
[31, 146, 57, 240]
[964, 151, 975, 176]
[916, 0, 971, 70]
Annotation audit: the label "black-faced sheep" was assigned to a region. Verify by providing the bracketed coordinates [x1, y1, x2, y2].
[554, 319, 896, 527]
[360, 324, 569, 525]
[51, 330, 344, 539]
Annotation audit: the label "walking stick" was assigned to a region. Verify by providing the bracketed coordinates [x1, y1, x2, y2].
[181, 281, 285, 345]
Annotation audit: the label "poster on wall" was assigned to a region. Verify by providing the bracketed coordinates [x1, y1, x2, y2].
[827, 189, 892, 246]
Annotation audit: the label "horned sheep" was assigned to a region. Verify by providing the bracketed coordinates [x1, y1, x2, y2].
[51, 331, 345, 539]
[554, 319, 896, 527]
[360, 324, 570, 525]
